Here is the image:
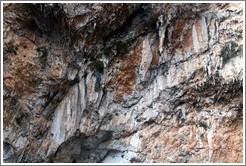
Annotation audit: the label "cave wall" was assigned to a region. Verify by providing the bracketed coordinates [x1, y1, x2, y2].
[2, 3, 243, 163]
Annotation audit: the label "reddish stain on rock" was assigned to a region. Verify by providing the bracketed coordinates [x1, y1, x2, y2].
[107, 37, 143, 102]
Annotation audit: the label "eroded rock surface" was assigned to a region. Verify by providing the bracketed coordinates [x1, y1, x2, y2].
[3, 3, 243, 163]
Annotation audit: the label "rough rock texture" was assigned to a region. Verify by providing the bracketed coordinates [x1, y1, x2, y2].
[3, 3, 243, 163]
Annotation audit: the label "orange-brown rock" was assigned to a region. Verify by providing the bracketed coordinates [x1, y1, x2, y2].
[2, 3, 243, 164]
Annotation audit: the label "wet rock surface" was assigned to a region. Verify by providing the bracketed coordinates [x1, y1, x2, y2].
[3, 3, 243, 163]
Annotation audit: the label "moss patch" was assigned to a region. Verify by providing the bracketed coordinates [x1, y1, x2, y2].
[89, 60, 104, 73]
[114, 40, 128, 54]
[219, 41, 238, 63]
[196, 121, 208, 129]
[103, 47, 113, 56]
[3, 46, 18, 55]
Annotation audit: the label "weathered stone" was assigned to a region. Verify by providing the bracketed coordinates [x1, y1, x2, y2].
[3, 3, 243, 163]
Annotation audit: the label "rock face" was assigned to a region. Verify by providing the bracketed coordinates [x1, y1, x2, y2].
[3, 3, 243, 163]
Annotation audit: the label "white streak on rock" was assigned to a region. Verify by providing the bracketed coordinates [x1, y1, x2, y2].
[139, 36, 153, 81]
[192, 23, 200, 52]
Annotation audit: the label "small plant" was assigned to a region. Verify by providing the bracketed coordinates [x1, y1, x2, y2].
[219, 41, 238, 63]
[87, 49, 101, 61]
[189, 120, 208, 130]
[114, 40, 128, 54]
[220, 46, 230, 61]
[103, 47, 113, 56]
[94, 60, 104, 71]
[89, 60, 104, 73]
[3, 46, 17, 55]
[196, 121, 208, 129]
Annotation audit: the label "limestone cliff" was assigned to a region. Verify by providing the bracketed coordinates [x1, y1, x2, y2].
[3, 3, 243, 163]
